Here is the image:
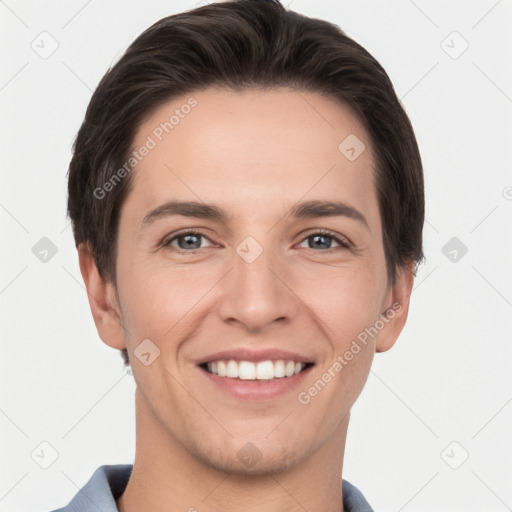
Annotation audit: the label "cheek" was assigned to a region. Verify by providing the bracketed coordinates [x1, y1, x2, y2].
[302, 263, 385, 340]
[298, 271, 380, 411]
[116, 257, 217, 340]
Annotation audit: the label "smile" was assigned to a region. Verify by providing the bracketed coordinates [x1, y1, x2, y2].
[202, 359, 313, 380]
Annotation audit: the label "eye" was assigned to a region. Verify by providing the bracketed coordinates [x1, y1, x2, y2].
[298, 230, 350, 251]
[163, 230, 214, 253]
[162, 228, 351, 254]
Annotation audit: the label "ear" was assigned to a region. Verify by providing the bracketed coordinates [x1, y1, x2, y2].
[375, 261, 415, 353]
[77, 243, 127, 351]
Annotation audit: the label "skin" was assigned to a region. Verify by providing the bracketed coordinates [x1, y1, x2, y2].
[78, 87, 414, 512]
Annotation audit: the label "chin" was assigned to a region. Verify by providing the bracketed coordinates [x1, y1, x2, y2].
[192, 438, 306, 476]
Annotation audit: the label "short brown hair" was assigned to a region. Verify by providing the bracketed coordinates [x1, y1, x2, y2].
[67, 0, 425, 366]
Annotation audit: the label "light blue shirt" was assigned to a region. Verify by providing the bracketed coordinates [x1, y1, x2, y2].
[50, 464, 374, 511]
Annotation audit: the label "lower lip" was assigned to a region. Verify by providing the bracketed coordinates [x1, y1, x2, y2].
[199, 366, 314, 401]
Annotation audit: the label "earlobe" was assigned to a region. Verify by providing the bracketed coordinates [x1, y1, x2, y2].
[375, 263, 415, 353]
[77, 243, 127, 351]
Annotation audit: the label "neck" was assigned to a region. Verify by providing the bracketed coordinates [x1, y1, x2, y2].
[117, 388, 348, 512]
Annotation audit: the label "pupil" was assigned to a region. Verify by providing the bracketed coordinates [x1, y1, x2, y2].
[181, 234, 200, 249]
[312, 234, 330, 249]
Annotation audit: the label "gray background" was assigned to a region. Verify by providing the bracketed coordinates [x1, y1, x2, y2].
[1, 0, 511, 510]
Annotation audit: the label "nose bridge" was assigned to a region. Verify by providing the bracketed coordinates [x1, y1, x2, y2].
[218, 234, 297, 330]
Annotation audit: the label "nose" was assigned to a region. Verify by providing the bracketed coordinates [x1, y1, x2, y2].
[217, 240, 300, 332]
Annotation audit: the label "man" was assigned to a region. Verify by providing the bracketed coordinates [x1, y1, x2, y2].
[54, 0, 424, 510]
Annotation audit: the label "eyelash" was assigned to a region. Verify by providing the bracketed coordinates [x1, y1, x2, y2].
[162, 229, 351, 254]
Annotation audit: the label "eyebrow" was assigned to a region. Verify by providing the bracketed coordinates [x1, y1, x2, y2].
[139, 199, 370, 231]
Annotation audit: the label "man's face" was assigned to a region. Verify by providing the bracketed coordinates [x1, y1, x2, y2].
[106, 87, 403, 473]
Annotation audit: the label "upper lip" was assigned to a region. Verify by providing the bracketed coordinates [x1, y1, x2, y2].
[197, 348, 315, 365]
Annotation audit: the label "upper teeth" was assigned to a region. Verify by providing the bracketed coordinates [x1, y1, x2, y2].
[206, 360, 306, 380]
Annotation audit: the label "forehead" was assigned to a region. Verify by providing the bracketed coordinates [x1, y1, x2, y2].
[125, 86, 378, 227]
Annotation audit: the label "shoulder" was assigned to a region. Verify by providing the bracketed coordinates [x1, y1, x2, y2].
[342, 478, 375, 512]
[48, 464, 132, 512]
